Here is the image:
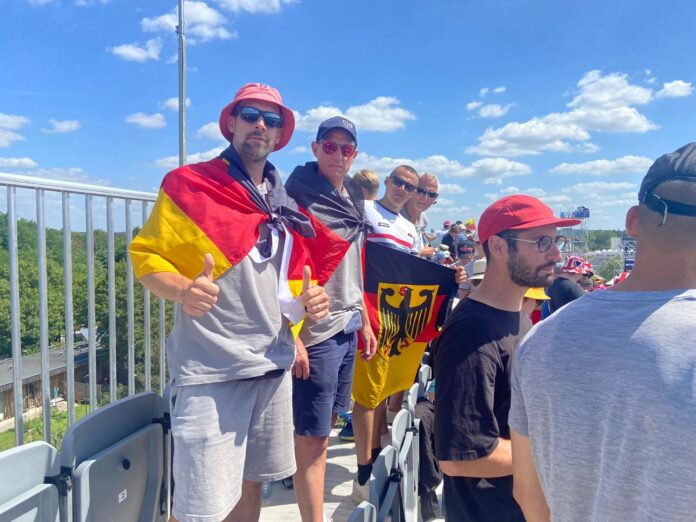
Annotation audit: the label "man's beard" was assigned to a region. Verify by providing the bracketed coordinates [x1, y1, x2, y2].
[238, 133, 272, 163]
[508, 251, 555, 287]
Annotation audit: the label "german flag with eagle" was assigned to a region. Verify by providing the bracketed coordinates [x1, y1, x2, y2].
[352, 241, 457, 408]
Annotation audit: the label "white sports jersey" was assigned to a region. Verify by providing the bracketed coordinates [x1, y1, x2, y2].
[364, 200, 418, 254]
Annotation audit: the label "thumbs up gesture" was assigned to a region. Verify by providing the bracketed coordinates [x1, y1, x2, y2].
[181, 253, 220, 317]
[300, 265, 329, 320]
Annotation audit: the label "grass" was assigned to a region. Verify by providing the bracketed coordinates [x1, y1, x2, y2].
[0, 403, 91, 452]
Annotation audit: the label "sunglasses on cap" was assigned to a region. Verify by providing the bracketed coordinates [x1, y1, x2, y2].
[320, 140, 357, 157]
[389, 175, 417, 193]
[234, 105, 283, 128]
[416, 188, 439, 199]
[501, 234, 567, 253]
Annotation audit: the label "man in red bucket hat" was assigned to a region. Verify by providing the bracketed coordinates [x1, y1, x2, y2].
[130, 83, 329, 522]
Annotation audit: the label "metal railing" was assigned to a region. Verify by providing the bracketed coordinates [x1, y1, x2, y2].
[0, 172, 170, 446]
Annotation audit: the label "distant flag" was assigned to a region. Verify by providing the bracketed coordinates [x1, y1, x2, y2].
[464, 217, 476, 231]
[352, 241, 457, 409]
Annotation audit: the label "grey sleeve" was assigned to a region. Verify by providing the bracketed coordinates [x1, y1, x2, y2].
[508, 344, 529, 437]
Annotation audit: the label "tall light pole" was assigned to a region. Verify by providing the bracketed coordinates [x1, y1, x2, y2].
[177, 0, 187, 167]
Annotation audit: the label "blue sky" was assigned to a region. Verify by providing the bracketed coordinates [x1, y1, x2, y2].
[2, 0, 696, 230]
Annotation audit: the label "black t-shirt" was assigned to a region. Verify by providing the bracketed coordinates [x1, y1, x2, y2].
[434, 298, 530, 522]
[547, 276, 585, 313]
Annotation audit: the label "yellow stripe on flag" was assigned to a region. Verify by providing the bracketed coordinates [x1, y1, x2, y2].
[352, 340, 428, 409]
[130, 190, 231, 281]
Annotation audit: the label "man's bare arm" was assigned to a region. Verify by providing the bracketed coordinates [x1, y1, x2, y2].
[511, 429, 550, 522]
[439, 437, 512, 478]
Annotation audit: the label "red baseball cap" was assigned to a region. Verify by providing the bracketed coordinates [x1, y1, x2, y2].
[218, 83, 295, 151]
[478, 195, 581, 243]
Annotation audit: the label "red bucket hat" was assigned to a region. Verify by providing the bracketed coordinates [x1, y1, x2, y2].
[218, 83, 295, 151]
[478, 195, 581, 244]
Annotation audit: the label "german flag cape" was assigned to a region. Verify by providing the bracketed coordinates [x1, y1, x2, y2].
[352, 241, 457, 408]
[129, 146, 315, 325]
[285, 162, 366, 286]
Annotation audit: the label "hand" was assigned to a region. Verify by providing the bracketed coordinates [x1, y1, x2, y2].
[181, 253, 219, 317]
[452, 264, 467, 285]
[300, 265, 329, 320]
[419, 246, 435, 257]
[292, 337, 310, 380]
[359, 324, 377, 361]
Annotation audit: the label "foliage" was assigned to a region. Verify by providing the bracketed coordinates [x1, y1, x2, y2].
[587, 229, 625, 251]
[0, 211, 175, 393]
[597, 255, 625, 280]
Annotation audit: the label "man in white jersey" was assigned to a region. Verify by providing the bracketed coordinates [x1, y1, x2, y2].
[353, 165, 465, 501]
[510, 142, 696, 522]
[363, 165, 420, 253]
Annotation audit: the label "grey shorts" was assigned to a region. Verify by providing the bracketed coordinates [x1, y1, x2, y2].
[170, 372, 295, 522]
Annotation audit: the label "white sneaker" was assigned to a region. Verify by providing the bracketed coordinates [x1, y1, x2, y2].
[351, 479, 369, 504]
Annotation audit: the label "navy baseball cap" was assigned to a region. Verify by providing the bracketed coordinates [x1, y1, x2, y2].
[639, 142, 696, 220]
[316, 116, 357, 144]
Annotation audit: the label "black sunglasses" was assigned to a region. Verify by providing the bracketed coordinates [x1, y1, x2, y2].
[234, 105, 283, 128]
[389, 175, 417, 193]
[416, 188, 439, 199]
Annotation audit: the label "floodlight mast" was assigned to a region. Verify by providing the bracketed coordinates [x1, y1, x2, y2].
[177, 0, 186, 167]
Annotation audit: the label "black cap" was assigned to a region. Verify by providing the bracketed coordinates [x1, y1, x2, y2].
[639, 142, 696, 199]
[316, 116, 357, 144]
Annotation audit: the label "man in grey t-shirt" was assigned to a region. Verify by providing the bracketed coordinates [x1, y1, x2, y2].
[510, 142, 696, 521]
[285, 116, 378, 522]
[131, 84, 329, 522]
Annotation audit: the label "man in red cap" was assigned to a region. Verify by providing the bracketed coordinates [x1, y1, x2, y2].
[433, 195, 578, 521]
[130, 83, 329, 522]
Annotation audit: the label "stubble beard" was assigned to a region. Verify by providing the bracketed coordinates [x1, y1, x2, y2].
[238, 133, 272, 164]
[508, 252, 555, 288]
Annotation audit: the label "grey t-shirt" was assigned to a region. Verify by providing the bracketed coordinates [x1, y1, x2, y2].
[509, 289, 696, 521]
[166, 232, 295, 385]
[299, 237, 364, 347]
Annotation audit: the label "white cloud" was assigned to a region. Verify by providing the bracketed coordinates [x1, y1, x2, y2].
[567, 70, 652, 109]
[75, 0, 109, 5]
[41, 118, 81, 134]
[294, 97, 416, 133]
[195, 121, 222, 140]
[0, 113, 30, 130]
[0, 130, 25, 148]
[161, 97, 191, 111]
[478, 103, 513, 118]
[20, 167, 111, 186]
[454, 157, 532, 185]
[0, 113, 30, 148]
[656, 80, 693, 98]
[466, 101, 483, 111]
[125, 112, 166, 129]
[562, 181, 637, 194]
[550, 155, 653, 176]
[142, 1, 236, 44]
[214, 0, 296, 13]
[479, 87, 489, 97]
[154, 145, 225, 169]
[493, 86, 507, 94]
[467, 70, 658, 157]
[28, 0, 56, 4]
[438, 183, 466, 194]
[110, 38, 162, 62]
[289, 146, 308, 155]
[0, 157, 38, 168]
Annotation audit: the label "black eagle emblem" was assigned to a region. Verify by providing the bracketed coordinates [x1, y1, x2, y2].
[378, 285, 435, 357]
